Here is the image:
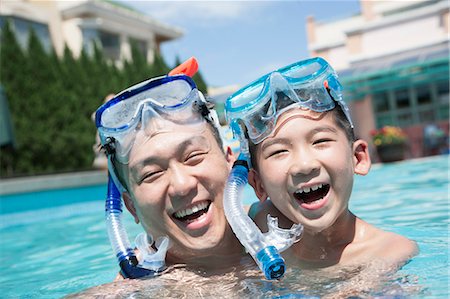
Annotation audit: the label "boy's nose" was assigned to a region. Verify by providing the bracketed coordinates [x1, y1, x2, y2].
[167, 164, 197, 199]
[288, 151, 320, 177]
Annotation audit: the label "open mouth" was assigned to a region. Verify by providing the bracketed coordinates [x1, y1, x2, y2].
[173, 200, 211, 223]
[293, 183, 330, 204]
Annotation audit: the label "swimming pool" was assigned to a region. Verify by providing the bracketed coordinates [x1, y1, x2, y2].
[0, 155, 448, 298]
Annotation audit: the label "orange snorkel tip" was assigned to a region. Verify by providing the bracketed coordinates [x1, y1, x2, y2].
[168, 57, 199, 78]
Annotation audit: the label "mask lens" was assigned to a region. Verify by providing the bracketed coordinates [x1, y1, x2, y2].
[282, 59, 324, 79]
[228, 80, 265, 110]
[100, 78, 193, 130]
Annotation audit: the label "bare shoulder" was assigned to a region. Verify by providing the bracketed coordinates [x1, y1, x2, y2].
[370, 226, 419, 264]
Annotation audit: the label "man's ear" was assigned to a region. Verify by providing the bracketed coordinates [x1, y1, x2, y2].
[123, 192, 140, 224]
[225, 146, 236, 169]
[248, 168, 268, 202]
[353, 139, 371, 176]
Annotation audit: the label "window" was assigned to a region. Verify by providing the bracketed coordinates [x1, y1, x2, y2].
[397, 111, 413, 126]
[374, 92, 390, 112]
[418, 109, 435, 122]
[0, 16, 52, 53]
[373, 83, 447, 128]
[376, 114, 394, 128]
[99, 31, 120, 61]
[416, 85, 432, 106]
[129, 38, 147, 58]
[436, 80, 449, 120]
[394, 89, 410, 109]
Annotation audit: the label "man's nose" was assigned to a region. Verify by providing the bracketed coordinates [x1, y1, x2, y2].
[167, 164, 197, 199]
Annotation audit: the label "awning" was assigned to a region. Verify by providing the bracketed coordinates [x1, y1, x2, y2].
[339, 43, 449, 101]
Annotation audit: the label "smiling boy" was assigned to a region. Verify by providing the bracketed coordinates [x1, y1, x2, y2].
[225, 57, 418, 270]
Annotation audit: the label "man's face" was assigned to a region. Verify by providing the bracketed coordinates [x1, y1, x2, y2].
[124, 122, 234, 261]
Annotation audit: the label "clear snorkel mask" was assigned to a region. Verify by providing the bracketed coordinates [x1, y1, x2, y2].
[96, 75, 212, 167]
[226, 57, 353, 145]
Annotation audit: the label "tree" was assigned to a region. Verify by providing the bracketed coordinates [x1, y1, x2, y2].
[0, 21, 27, 176]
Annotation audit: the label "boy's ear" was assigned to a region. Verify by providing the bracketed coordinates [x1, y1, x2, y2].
[123, 192, 140, 224]
[353, 139, 371, 175]
[248, 169, 268, 202]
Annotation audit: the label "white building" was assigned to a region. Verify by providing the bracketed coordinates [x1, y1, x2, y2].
[306, 0, 449, 159]
[0, 0, 182, 65]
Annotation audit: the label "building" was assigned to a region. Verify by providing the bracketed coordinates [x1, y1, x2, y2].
[0, 0, 182, 65]
[306, 0, 449, 159]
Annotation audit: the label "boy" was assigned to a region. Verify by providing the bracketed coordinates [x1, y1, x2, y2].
[225, 57, 418, 270]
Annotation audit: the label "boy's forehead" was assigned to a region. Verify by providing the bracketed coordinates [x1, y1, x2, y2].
[277, 108, 324, 124]
[272, 108, 326, 134]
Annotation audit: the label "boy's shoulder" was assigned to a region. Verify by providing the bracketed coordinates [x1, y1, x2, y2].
[357, 219, 418, 265]
[373, 229, 418, 262]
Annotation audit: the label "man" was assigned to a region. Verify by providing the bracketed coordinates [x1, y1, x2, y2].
[94, 67, 245, 276]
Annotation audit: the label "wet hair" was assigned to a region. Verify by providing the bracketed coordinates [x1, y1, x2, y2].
[249, 104, 355, 170]
[331, 103, 355, 143]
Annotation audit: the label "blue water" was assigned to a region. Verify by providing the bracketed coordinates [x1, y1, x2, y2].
[0, 155, 448, 298]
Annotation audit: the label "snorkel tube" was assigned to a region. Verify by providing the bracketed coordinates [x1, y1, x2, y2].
[223, 133, 303, 280]
[102, 57, 199, 278]
[105, 173, 167, 278]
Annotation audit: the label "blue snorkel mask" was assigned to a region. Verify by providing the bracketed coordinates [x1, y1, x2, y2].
[95, 58, 221, 279]
[226, 57, 353, 145]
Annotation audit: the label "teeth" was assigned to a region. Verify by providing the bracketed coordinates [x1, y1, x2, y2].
[174, 202, 208, 219]
[298, 183, 323, 194]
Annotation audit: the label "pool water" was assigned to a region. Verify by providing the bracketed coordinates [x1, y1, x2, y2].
[0, 155, 448, 298]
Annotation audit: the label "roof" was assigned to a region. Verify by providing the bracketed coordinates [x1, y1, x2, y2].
[60, 0, 183, 41]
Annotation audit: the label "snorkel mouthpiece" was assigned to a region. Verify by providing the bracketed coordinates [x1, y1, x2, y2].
[223, 146, 302, 280]
[256, 246, 285, 279]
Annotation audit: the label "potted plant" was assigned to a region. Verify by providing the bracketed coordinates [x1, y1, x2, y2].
[371, 126, 408, 162]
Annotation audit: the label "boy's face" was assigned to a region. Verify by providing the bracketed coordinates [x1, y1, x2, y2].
[122, 121, 235, 260]
[249, 108, 370, 233]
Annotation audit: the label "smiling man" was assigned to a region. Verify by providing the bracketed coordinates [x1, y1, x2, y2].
[95, 69, 245, 276]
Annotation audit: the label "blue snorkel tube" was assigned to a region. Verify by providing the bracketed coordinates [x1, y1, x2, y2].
[105, 173, 167, 278]
[223, 134, 303, 280]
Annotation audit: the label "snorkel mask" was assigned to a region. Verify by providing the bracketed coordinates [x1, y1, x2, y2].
[226, 57, 353, 145]
[95, 57, 220, 279]
[96, 75, 211, 166]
